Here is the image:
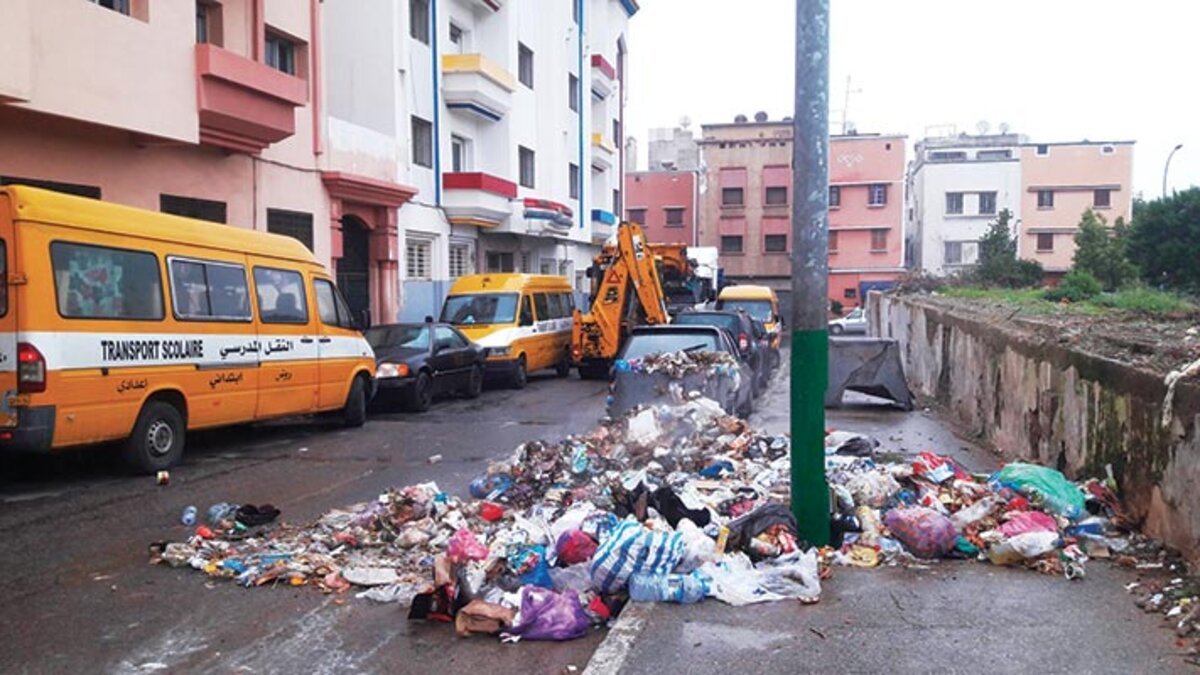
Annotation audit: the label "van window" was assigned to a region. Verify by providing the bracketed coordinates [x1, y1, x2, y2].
[545, 293, 563, 319]
[51, 242, 164, 320]
[533, 293, 550, 321]
[519, 295, 534, 326]
[254, 267, 308, 324]
[314, 278, 357, 329]
[441, 293, 518, 325]
[168, 258, 251, 321]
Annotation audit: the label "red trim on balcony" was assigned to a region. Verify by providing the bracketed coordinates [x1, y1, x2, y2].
[195, 44, 309, 154]
[523, 197, 573, 218]
[591, 54, 617, 81]
[443, 172, 518, 199]
[321, 171, 418, 207]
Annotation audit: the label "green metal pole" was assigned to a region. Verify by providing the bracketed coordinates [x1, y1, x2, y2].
[791, 0, 830, 547]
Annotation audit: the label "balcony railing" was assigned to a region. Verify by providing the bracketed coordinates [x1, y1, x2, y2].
[442, 172, 517, 228]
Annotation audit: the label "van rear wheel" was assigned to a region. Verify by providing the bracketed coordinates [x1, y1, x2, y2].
[343, 376, 368, 427]
[122, 401, 185, 474]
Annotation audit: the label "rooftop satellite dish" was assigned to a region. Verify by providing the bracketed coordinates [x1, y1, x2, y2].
[976, 120, 991, 135]
[998, 122, 1011, 134]
[734, 114, 748, 124]
[754, 111, 769, 123]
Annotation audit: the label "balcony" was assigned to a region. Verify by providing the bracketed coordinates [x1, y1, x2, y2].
[465, 0, 504, 11]
[591, 54, 616, 99]
[442, 172, 517, 228]
[591, 133, 616, 170]
[591, 209, 616, 243]
[490, 198, 574, 237]
[194, 44, 308, 154]
[442, 54, 515, 122]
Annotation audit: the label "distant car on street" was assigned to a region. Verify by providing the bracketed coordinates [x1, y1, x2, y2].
[609, 325, 756, 418]
[829, 307, 868, 335]
[366, 321, 486, 412]
[672, 309, 772, 395]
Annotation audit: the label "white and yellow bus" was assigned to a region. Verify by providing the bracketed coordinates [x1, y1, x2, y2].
[0, 186, 375, 472]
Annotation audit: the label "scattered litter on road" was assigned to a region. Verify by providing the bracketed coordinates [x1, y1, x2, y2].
[428, 454, 444, 464]
[156, 471, 170, 486]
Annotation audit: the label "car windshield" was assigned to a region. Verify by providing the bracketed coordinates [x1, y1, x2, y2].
[718, 299, 772, 321]
[673, 313, 740, 334]
[365, 325, 430, 350]
[621, 332, 720, 361]
[441, 293, 518, 326]
[847, 308, 864, 320]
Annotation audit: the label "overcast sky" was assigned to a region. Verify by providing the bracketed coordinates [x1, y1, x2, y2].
[625, 0, 1200, 198]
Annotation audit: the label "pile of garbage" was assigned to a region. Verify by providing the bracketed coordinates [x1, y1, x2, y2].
[616, 350, 741, 379]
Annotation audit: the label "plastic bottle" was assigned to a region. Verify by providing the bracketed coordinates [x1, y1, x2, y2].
[628, 572, 708, 604]
[181, 505, 198, 526]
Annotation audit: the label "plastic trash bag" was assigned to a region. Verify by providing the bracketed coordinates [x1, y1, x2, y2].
[950, 496, 1002, 531]
[725, 503, 801, 556]
[998, 511, 1058, 537]
[990, 463, 1085, 520]
[755, 549, 821, 602]
[502, 587, 591, 642]
[549, 565, 594, 594]
[699, 550, 820, 606]
[675, 518, 718, 573]
[883, 507, 957, 559]
[589, 517, 685, 594]
[847, 470, 902, 508]
[447, 529, 489, 564]
[549, 503, 598, 542]
[511, 545, 554, 589]
[555, 530, 599, 567]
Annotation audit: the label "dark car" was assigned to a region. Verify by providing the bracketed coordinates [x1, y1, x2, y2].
[673, 309, 771, 395]
[609, 325, 755, 418]
[366, 321, 486, 412]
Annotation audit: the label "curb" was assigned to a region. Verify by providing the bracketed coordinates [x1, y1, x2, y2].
[581, 601, 654, 675]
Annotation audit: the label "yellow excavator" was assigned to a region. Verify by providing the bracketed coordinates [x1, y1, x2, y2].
[570, 222, 695, 379]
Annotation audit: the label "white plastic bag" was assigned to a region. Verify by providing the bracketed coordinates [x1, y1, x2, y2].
[674, 519, 717, 573]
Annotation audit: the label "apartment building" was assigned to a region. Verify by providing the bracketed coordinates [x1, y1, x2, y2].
[624, 170, 700, 246]
[326, 0, 637, 320]
[698, 117, 906, 311]
[907, 134, 1024, 275]
[1018, 141, 1134, 273]
[647, 123, 700, 171]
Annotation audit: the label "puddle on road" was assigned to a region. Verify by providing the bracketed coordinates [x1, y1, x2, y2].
[680, 620, 794, 652]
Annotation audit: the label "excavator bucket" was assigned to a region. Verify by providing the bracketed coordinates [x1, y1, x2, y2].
[826, 337, 913, 410]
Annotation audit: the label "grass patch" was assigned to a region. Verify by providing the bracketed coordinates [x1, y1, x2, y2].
[939, 285, 1195, 316]
[1092, 287, 1196, 314]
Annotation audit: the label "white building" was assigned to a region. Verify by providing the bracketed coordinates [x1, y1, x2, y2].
[907, 133, 1025, 276]
[324, 0, 636, 321]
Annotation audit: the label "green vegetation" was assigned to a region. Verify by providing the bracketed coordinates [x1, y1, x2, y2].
[1092, 287, 1196, 313]
[943, 284, 1194, 316]
[1044, 270, 1102, 302]
[970, 209, 1045, 288]
[1127, 188, 1200, 293]
[1073, 210, 1137, 291]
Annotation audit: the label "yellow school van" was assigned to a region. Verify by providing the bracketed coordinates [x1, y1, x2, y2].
[0, 186, 375, 472]
[717, 284, 783, 351]
[440, 274, 574, 388]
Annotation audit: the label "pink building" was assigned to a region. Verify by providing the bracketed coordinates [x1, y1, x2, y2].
[698, 118, 905, 311]
[0, 0, 417, 324]
[1018, 141, 1135, 273]
[624, 170, 700, 245]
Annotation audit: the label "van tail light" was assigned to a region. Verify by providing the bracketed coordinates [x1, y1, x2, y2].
[17, 343, 46, 393]
[738, 333, 750, 353]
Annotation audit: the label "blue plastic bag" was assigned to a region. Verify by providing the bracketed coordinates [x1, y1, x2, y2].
[588, 517, 684, 594]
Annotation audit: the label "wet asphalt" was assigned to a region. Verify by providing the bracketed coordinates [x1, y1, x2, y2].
[0, 372, 609, 675]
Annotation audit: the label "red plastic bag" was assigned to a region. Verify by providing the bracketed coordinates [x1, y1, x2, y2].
[447, 528, 489, 563]
[883, 507, 957, 559]
[555, 530, 598, 566]
[998, 511, 1058, 537]
[912, 452, 964, 484]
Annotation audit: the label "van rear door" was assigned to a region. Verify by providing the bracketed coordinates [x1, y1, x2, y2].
[0, 195, 16, 427]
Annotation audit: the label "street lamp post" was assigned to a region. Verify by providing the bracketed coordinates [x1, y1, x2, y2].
[1164, 144, 1183, 197]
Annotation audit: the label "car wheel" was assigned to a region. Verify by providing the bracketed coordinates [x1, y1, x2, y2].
[463, 365, 484, 399]
[122, 400, 185, 474]
[830, 324, 844, 335]
[511, 357, 528, 390]
[407, 371, 434, 412]
[343, 375, 368, 426]
[555, 354, 571, 378]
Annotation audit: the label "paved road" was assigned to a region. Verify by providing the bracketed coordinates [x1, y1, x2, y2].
[0, 372, 610, 675]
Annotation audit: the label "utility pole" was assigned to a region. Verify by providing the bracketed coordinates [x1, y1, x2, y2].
[791, 0, 831, 546]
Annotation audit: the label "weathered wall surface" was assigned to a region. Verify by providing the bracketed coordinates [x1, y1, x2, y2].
[872, 293, 1200, 558]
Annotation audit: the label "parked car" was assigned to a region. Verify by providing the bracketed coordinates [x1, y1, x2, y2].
[609, 325, 756, 418]
[366, 321, 486, 412]
[672, 309, 771, 395]
[829, 307, 868, 335]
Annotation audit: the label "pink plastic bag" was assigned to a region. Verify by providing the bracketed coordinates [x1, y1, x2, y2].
[447, 528, 489, 563]
[998, 511, 1058, 537]
[501, 586, 591, 641]
[883, 507, 957, 559]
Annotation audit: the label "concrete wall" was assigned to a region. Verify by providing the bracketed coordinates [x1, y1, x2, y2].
[873, 293, 1200, 559]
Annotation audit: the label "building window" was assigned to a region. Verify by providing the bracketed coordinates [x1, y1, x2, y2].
[945, 192, 964, 215]
[613, 120, 621, 149]
[264, 32, 297, 75]
[765, 186, 788, 206]
[829, 230, 838, 253]
[412, 116, 433, 168]
[572, 0, 580, 24]
[569, 163, 580, 200]
[449, 22, 466, 54]
[944, 241, 963, 265]
[977, 149, 1011, 160]
[1094, 189, 1111, 208]
[449, 242, 475, 278]
[1102, 145, 1115, 155]
[487, 251, 515, 273]
[868, 184, 888, 207]
[764, 234, 787, 253]
[1036, 144, 1049, 156]
[722, 188, 744, 207]
[664, 208, 685, 227]
[721, 235, 744, 254]
[266, 209, 314, 251]
[0, 176, 100, 199]
[519, 146, 535, 188]
[518, 43, 534, 88]
[1036, 233, 1054, 252]
[450, 135, 470, 172]
[406, 239, 432, 279]
[410, 0, 430, 44]
[1037, 190, 1055, 209]
[196, 1, 219, 45]
[160, 194, 227, 224]
[844, 288, 857, 300]
[929, 150, 967, 161]
[89, 0, 130, 15]
[627, 208, 646, 224]
[978, 191, 997, 215]
[569, 74, 580, 112]
[829, 185, 841, 208]
[518, 252, 531, 273]
[870, 228, 888, 252]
